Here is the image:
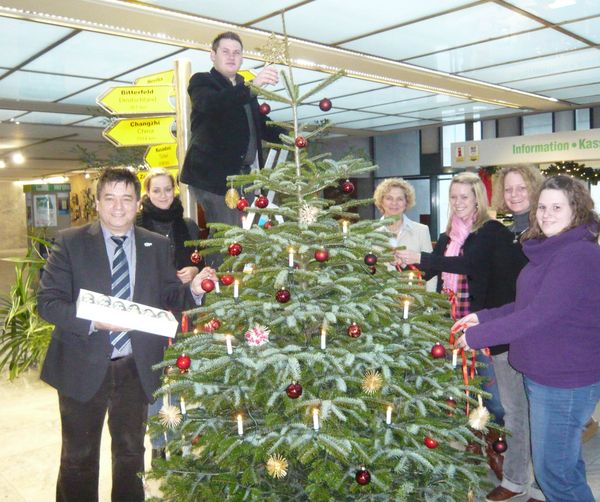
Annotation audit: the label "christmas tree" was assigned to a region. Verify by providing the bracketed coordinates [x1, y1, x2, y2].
[148, 38, 491, 501]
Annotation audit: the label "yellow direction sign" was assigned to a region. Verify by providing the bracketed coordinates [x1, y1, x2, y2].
[103, 116, 176, 147]
[97, 85, 175, 115]
[238, 69, 256, 83]
[134, 70, 175, 86]
[144, 143, 178, 168]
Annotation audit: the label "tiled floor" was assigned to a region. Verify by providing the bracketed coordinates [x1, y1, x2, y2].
[0, 368, 598, 501]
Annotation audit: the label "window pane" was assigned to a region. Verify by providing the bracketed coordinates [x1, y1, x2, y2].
[522, 113, 552, 136]
[442, 124, 465, 167]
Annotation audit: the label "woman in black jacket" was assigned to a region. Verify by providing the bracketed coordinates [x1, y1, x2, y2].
[397, 171, 524, 481]
[138, 168, 203, 282]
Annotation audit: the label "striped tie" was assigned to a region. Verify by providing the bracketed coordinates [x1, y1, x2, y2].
[110, 236, 131, 351]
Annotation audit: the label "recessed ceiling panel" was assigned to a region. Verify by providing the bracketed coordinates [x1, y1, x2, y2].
[0, 17, 74, 67]
[341, 3, 542, 60]
[0, 71, 102, 101]
[408, 28, 585, 73]
[507, 66, 600, 93]
[252, 0, 474, 45]
[337, 115, 415, 129]
[367, 95, 467, 115]
[118, 48, 211, 82]
[510, 0, 600, 23]
[568, 94, 600, 104]
[18, 112, 93, 125]
[372, 119, 438, 131]
[297, 78, 385, 100]
[311, 86, 429, 110]
[139, 0, 301, 24]
[543, 82, 600, 100]
[0, 109, 23, 121]
[562, 16, 600, 44]
[460, 48, 599, 84]
[411, 101, 502, 120]
[24, 31, 181, 79]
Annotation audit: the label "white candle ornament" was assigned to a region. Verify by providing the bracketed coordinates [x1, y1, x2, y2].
[214, 281, 221, 294]
[237, 414, 244, 436]
[320, 325, 327, 350]
[312, 408, 319, 431]
[386, 405, 392, 425]
[288, 247, 295, 267]
[225, 334, 233, 355]
[452, 349, 458, 368]
[408, 272, 414, 286]
[402, 300, 410, 319]
[233, 279, 239, 299]
[342, 220, 348, 236]
[180, 397, 187, 415]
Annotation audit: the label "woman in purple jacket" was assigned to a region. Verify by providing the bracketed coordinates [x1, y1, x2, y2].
[455, 175, 600, 502]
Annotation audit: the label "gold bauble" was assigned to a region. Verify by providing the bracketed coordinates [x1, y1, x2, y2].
[225, 188, 240, 209]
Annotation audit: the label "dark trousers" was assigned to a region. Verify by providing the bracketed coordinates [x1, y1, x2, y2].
[56, 355, 148, 502]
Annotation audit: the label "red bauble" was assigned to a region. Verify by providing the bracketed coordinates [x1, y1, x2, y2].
[236, 197, 249, 211]
[255, 195, 269, 208]
[286, 381, 303, 399]
[258, 102, 271, 115]
[355, 468, 371, 485]
[176, 354, 191, 371]
[340, 179, 355, 194]
[318, 97, 332, 112]
[492, 437, 508, 454]
[295, 136, 308, 148]
[314, 248, 329, 262]
[430, 343, 446, 359]
[200, 278, 215, 293]
[275, 288, 291, 303]
[209, 318, 221, 331]
[181, 313, 189, 333]
[220, 274, 235, 286]
[364, 252, 378, 266]
[228, 243, 242, 256]
[424, 436, 439, 449]
[263, 219, 273, 229]
[347, 322, 362, 338]
[190, 250, 202, 264]
[368, 266, 377, 275]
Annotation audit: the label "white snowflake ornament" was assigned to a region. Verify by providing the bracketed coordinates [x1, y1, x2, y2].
[244, 324, 270, 346]
[298, 203, 319, 226]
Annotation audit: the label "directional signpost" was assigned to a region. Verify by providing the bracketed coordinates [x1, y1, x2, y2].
[97, 85, 175, 115]
[144, 143, 178, 168]
[134, 70, 175, 86]
[102, 116, 176, 147]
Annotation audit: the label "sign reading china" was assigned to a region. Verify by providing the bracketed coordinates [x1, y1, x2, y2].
[103, 116, 176, 147]
[451, 128, 600, 167]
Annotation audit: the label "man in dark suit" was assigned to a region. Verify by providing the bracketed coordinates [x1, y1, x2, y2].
[180, 31, 284, 237]
[38, 167, 217, 502]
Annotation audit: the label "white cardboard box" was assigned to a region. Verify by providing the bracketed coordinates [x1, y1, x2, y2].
[76, 288, 178, 338]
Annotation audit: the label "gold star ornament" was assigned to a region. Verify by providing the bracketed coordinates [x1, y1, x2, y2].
[256, 33, 289, 66]
[266, 453, 289, 479]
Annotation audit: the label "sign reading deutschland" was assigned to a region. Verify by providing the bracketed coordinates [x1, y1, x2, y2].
[103, 116, 176, 147]
[97, 85, 175, 115]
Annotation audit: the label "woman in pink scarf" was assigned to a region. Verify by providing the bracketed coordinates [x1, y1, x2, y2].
[396, 172, 522, 482]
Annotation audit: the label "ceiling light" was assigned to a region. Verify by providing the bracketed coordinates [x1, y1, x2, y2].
[0, 160, 6, 169]
[11, 152, 25, 164]
[84, 172, 91, 179]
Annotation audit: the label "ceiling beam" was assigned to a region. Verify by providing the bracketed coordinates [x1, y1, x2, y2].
[0, 0, 570, 112]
